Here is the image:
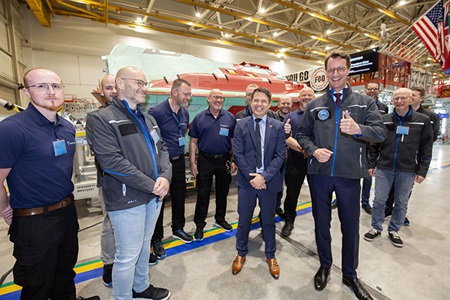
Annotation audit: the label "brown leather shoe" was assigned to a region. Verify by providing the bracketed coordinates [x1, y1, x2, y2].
[266, 258, 280, 279]
[232, 255, 246, 275]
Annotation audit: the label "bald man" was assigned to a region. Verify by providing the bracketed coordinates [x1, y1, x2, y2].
[90, 67, 171, 300]
[365, 88, 432, 248]
[189, 88, 236, 241]
[281, 87, 315, 237]
[86, 74, 117, 286]
[0, 68, 98, 300]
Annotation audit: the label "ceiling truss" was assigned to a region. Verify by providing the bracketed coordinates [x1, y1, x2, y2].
[23, 0, 447, 74]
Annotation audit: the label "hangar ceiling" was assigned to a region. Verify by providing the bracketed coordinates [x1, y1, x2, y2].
[23, 0, 446, 75]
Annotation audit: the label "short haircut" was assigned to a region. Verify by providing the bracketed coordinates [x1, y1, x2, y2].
[23, 68, 59, 86]
[252, 87, 272, 101]
[324, 51, 351, 69]
[365, 81, 380, 89]
[171, 78, 191, 92]
[410, 86, 425, 97]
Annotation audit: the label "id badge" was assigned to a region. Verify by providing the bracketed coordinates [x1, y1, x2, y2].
[178, 136, 185, 146]
[219, 126, 229, 136]
[396, 126, 409, 135]
[53, 140, 67, 156]
[150, 130, 160, 144]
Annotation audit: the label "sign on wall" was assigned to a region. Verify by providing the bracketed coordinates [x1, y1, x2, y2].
[285, 67, 329, 92]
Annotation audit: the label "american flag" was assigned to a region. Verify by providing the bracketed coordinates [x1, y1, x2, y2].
[412, 0, 450, 73]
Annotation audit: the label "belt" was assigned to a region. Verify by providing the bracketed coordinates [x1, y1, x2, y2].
[199, 151, 229, 159]
[170, 155, 183, 161]
[14, 194, 74, 217]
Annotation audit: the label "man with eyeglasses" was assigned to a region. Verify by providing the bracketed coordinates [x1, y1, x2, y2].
[86, 74, 117, 287]
[188, 89, 237, 241]
[360, 82, 389, 215]
[297, 51, 387, 300]
[90, 66, 171, 300]
[0, 68, 99, 300]
[365, 88, 432, 249]
[148, 78, 193, 255]
[235, 83, 277, 120]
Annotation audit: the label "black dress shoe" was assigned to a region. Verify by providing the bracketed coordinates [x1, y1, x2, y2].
[342, 276, 373, 300]
[314, 266, 330, 291]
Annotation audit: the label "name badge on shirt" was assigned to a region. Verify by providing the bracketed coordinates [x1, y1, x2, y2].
[396, 126, 409, 135]
[178, 136, 185, 146]
[219, 125, 229, 136]
[53, 139, 67, 156]
[150, 129, 160, 144]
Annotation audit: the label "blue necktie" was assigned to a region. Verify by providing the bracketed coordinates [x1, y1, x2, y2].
[255, 118, 262, 169]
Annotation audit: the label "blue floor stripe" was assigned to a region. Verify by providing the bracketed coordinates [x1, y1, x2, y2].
[0, 205, 313, 299]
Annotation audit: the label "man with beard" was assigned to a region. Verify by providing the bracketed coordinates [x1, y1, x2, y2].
[91, 67, 171, 300]
[0, 68, 98, 300]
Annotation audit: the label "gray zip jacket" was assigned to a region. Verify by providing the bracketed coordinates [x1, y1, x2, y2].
[297, 86, 387, 179]
[89, 97, 172, 211]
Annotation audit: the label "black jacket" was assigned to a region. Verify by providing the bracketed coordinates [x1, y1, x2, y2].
[368, 107, 433, 178]
[297, 86, 387, 179]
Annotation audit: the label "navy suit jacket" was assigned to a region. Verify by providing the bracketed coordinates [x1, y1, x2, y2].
[233, 116, 286, 193]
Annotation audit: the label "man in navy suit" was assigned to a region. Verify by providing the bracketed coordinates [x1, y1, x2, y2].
[231, 87, 286, 279]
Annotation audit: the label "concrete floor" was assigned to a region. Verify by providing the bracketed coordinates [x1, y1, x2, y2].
[1, 143, 449, 300]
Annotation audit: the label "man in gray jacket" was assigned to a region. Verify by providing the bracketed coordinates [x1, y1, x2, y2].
[90, 66, 172, 300]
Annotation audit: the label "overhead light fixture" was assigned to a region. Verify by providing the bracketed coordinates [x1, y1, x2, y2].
[364, 33, 369, 37]
[259, 8, 266, 14]
[136, 17, 143, 23]
[224, 33, 231, 38]
[311, 35, 317, 39]
[261, 38, 267, 42]
[325, 46, 331, 50]
[311, 13, 316, 17]
[195, 11, 201, 17]
[276, 53, 285, 58]
[313, 50, 317, 54]
[273, 32, 279, 37]
[327, 3, 334, 10]
[188, 22, 193, 26]
[326, 29, 332, 35]
[399, 0, 406, 6]
[280, 48, 287, 52]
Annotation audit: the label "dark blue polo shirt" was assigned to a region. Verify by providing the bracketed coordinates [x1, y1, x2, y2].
[0, 103, 76, 209]
[148, 99, 189, 158]
[189, 107, 235, 154]
[285, 108, 305, 154]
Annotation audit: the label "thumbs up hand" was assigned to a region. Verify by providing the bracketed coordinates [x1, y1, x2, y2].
[340, 110, 362, 135]
[284, 118, 292, 135]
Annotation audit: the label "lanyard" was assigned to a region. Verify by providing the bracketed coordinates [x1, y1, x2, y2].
[171, 112, 183, 136]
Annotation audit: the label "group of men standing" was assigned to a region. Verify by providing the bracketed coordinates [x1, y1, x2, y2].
[0, 48, 438, 300]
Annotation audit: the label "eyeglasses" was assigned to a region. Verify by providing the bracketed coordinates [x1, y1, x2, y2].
[210, 95, 224, 100]
[366, 88, 379, 91]
[392, 96, 409, 102]
[26, 83, 64, 91]
[121, 78, 148, 87]
[326, 67, 347, 74]
[176, 89, 192, 97]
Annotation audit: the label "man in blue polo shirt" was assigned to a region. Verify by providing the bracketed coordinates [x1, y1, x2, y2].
[189, 88, 237, 241]
[280, 87, 315, 237]
[0, 68, 98, 300]
[148, 78, 193, 256]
